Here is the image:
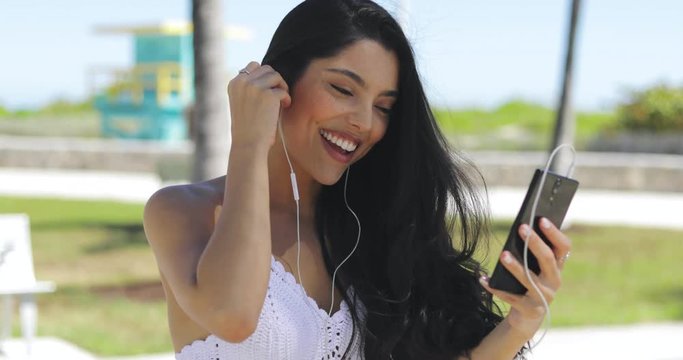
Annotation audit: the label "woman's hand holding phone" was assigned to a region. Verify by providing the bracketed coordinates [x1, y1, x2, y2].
[227, 61, 292, 152]
[479, 219, 573, 338]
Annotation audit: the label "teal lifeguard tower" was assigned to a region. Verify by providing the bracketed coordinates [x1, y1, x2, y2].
[94, 21, 195, 141]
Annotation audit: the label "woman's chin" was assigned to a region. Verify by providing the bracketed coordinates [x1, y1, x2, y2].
[315, 170, 347, 186]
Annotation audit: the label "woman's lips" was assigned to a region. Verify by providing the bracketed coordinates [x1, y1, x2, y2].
[320, 133, 354, 163]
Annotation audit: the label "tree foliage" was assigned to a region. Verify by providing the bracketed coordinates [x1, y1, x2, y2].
[617, 84, 683, 132]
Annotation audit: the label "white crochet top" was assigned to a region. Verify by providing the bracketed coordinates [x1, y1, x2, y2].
[175, 255, 365, 360]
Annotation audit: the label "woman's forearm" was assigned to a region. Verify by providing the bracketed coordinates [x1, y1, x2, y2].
[457, 317, 530, 360]
[195, 145, 273, 332]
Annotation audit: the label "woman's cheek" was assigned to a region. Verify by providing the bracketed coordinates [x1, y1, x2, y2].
[297, 91, 336, 119]
[371, 117, 389, 141]
[320, 92, 346, 114]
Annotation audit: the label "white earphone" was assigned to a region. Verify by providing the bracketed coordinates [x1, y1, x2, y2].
[277, 112, 361, 319]
[523, 143, 576, 351]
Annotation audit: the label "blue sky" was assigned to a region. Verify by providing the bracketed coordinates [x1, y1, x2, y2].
[1, 0, 681, 111]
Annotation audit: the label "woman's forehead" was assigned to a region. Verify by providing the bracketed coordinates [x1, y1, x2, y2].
[309, 40, 399, 90]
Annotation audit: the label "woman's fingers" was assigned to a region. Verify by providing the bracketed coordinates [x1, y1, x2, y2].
[251, 69, 291, 108]
[239, 61, 260, 75]
[234, 64, 284, 91]
[499, 250, 557, 303]
[251, 65, 288, 89]
[270, 88, 292, 109]
[228, 61, 291, 149]
[518, 224, 561, 285]
[537, 218, 573, 269]
[233, 64, 291, 107]
[480, 276, 525, 304]
[481, 218, 573, 335]
[480, 275, 549, 318]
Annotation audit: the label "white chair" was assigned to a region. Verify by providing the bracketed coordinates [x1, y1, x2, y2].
[0, 214, 56, 356]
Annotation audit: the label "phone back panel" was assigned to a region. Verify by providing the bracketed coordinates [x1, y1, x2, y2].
[488, 169, 579, 294]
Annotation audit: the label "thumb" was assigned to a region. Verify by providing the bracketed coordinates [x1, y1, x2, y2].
[280, 92, 292, 109]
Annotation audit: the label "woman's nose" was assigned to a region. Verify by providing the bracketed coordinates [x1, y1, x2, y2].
[349, 105, 373, 131]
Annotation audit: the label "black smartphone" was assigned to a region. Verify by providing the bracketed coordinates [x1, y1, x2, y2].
[488, 169, 579, 295]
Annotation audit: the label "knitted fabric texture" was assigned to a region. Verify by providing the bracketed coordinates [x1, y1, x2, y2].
[176, 255, 364, 360]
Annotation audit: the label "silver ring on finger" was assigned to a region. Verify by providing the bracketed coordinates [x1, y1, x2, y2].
[238, 68, 251, 75]
[558, 251, 571, 264]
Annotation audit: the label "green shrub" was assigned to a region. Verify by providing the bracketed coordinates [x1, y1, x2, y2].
[0, 98, 95, 119]
[617, 84, 683, 132]
[40, 97, 95, 115]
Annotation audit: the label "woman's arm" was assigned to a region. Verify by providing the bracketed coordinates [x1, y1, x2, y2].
[143, 145, 272, 342]
[143, 62, 291, 343]
[456, 317, 530, 360]
[457, 217, 572, 359]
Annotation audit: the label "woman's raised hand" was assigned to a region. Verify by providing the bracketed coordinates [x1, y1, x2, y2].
[479, 217, 573, 339]
[227, 61, 292, 151]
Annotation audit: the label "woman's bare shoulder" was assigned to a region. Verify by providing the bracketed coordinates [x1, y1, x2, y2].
[143, 176, 226, 241]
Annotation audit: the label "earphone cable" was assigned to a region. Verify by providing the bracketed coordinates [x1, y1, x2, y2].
[523, 143, 576, 351]
[277, 114, 308, 306]
[278, 115, 363, 359]
[328, 167, 361, 316]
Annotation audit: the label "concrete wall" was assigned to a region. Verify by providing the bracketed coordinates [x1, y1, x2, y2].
[0, 136, 192, 180]
[2, 136, 682, 192]
[468, 151, 683, 192]
[586, 132, 683, 154]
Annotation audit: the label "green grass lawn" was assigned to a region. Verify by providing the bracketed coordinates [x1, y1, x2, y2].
[483, 222, 683, 326]
[434, 100, 617, 151]
[0, 197, 170, 355]
[1, 196, 681, 356]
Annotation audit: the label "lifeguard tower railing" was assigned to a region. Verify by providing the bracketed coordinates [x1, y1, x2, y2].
[91, 21, 195, 141]
[104, 62, 187, 106]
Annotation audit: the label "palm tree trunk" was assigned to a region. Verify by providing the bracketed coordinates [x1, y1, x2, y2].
[192, 0, 229, 182]
[551, 0, 581, 173]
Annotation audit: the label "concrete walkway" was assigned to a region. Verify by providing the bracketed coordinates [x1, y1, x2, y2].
[527, 322, 683, 359]
[1, 167, 681, 229]
[0, 168, 161, 204]
[99, 322, 683, 359]
[488, 187, 683, 230]
[0, 337, 95, 360]
[0, 167, 681, 359]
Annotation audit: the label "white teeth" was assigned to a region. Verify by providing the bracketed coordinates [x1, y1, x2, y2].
[320, 129, 358, 152]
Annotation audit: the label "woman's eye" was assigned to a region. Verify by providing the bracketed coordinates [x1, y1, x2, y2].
[331, 84, 353, 96]
[375, 106, 391, 115]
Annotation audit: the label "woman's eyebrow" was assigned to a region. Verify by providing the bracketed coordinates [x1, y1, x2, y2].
[324, 67, 398, 97]
[325, 68, 365, 86]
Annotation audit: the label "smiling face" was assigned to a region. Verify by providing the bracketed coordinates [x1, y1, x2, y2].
[278, 39, 399, 186]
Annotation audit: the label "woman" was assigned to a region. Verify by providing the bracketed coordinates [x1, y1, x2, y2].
[143, 0, 572, 358]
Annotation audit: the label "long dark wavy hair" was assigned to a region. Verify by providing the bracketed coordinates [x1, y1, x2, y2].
[263, 0, 506, 358]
